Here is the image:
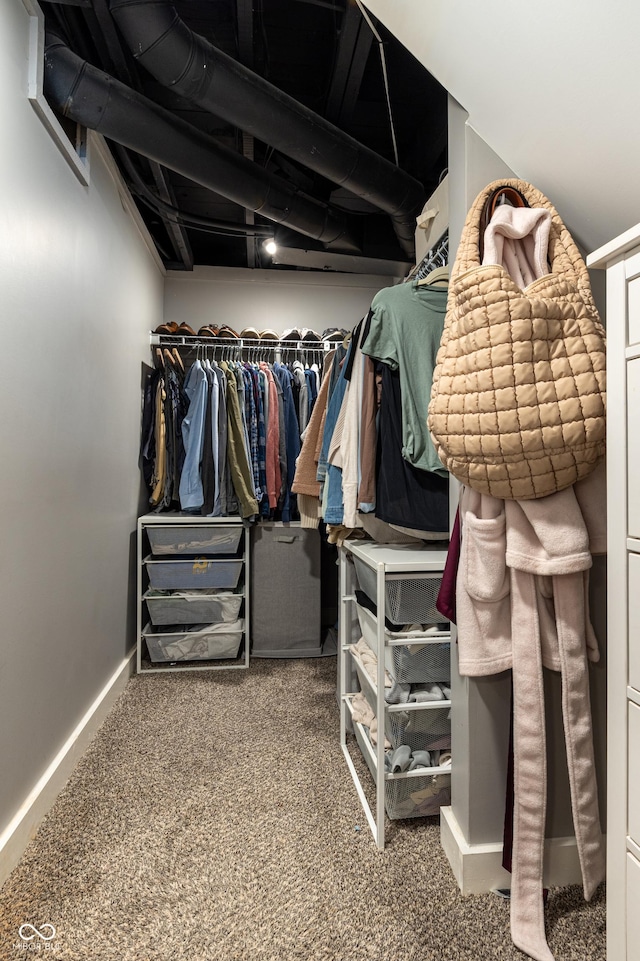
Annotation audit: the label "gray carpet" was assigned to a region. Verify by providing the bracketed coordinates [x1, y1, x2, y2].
[0, 658, 604, 961]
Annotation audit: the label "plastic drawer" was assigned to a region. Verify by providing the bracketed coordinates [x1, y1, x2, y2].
[146, 525, 241, 556]
[144, 590, 243, 625]
[352, 722, 451, 819]
[356, 603, 450, 683]
[142, 620, 244, 662]
[144, 556, 243, 590]
[353, 558, 443, 625]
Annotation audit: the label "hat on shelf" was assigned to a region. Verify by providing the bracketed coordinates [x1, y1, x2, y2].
[240, 327, 261, 340]
[155, 322, 179, 335]
[259, 329, 280, 341]
[281, 327, 302, 341]
[198, 326, 218, 337]
[321, 328, 346, 342]
[301, 328, 322, 342]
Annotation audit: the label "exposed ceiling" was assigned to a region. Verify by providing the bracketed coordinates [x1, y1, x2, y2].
[40, 0, 447, 273]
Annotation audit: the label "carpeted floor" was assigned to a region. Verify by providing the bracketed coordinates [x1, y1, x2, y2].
[0, 658, 604, 961]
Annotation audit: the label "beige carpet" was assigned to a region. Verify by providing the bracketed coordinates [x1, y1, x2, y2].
[0, 658, 604, 960]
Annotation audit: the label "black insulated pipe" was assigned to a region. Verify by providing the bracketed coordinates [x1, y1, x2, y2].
[44, 35, 357, 251]
[108, 0, 424, 257]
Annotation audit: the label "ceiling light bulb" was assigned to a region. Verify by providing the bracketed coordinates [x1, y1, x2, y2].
[264, 240, 277, 256]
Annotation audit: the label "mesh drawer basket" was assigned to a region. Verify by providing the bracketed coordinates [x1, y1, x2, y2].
[147, 525, 242, 556]
[356, 603, 450, 683]
[384, 772, 451, 819]
[352, 721, 451, 819]
[144, 590, 243, 626]
[386, 706, 451, 753]
[143, 620, 243, 662]
[144, 556, 243, 590]
[353, 558, 444, 625]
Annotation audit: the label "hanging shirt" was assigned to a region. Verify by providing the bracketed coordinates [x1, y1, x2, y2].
[274, 363, 301, 521]
[361, 282, 448, 476]
[260, 364, 281, 511]
[221, 362, 258, 519]
[212, 364, 227, 516]
[179, 360, 208, 511]
[375, 362, 449, 533]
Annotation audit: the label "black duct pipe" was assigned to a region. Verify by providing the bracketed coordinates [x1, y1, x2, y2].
[44, 34, 356, 251]
[108, 0, 423, 257]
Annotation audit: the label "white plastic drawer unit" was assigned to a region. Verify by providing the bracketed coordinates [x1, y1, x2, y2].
[630, 702, 640, 847]
[146, 524, 242, 556]
[627, 359, 640, 539]
[629, 553, 640, 695]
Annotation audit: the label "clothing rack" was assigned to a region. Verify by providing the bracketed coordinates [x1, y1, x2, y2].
[405, 229, 449, 284]
[150, 333, 334, 365]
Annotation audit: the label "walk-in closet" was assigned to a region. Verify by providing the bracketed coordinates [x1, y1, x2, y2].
[2, 1, 639, 960]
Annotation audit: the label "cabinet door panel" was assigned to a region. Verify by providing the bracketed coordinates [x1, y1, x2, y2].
[628, 853, 640, 961]
[630, 553, 640, 695]
[627, 360, 640, 538]
[628, 274, 640, 346]
[630, 703, 640, 847]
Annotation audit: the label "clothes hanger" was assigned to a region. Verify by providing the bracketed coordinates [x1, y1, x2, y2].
[171, 348, 185, 372]
[417, 264, 450, 287]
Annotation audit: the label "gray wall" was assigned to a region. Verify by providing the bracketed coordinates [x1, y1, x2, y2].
[0, 0, 164, 840]
[163, 266, 396, 335]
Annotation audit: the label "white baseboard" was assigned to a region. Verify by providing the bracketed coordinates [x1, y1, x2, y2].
[440, 805, 583, 895]
[0, 648, 135, 888]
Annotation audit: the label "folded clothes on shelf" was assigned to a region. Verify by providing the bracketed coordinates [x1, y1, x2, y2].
[385, 746, 434, 773]
[386, 680, 449, 705]
[350, 692, 391, 748]
[351, 638, 392, 689]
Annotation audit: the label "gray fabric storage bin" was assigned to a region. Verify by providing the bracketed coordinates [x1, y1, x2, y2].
[251, 523, 321, 657]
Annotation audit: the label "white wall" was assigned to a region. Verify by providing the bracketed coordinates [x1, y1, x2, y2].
[0, 0, 164, 859]
[364, 0, 640, 255]
[164, 266, 396, 335]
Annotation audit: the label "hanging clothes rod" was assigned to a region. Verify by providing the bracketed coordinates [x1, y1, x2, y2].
[150, 333, 334, 351]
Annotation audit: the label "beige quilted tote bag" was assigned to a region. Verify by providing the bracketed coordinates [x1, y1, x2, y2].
[428, 179, 606, 500]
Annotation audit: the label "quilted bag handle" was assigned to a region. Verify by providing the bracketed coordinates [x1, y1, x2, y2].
[428, 178, 606, 501]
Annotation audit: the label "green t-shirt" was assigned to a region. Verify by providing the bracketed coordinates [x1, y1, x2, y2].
[361, 281, 447, 476]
